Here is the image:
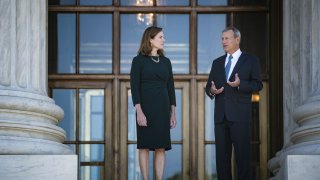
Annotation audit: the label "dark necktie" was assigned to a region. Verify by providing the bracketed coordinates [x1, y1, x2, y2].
[225, 55, 233, 80]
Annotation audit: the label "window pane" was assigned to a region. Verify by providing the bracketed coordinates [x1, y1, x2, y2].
[205, 145, 217, 180]
[128, 144, 154, 179]
[49, 0, 76, 5]
[165, 145, 182, 179]
[157, 14, 189, 74]
[128, 90, 137, 141]
[198, 14, 226, 74]
[121, 0, 153, 6]
[205, 93, 215, 141]
[80, 0, 112, 5]
[79, 14, 112, 74]
[80, 144, 104, 162]
[48, 13, 76, 74]
[52, 89, 76, 141]
[157, 0, 189, 6]
[171, 89, 182, 141]
[120, 14, 152, 73]
[127, 144, 137, 179]
[198, 0, 227, 6]
[79, 89, 105, 141]
[233, 13, 268, 76]
[80, 166, 104, 180]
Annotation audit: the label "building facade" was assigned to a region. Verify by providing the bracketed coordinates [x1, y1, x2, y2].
[2, 0, 319, 180]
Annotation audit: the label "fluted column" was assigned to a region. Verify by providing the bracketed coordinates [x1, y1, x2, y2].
[0, 0, 72, 154]
[268, 0, 320, 178]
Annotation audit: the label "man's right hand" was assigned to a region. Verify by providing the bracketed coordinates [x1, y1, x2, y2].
[210, 81, 224, 95]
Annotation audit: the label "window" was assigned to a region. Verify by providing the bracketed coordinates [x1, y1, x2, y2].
[48, 1, 270, 179]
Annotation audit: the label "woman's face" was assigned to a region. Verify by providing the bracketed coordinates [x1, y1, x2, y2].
[150, 31, 165, 50]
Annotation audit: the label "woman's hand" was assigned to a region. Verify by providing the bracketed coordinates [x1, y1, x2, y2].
[170, 105, 176, 129]
[170, 113, 176, 129]
[135, 104, 147, 126]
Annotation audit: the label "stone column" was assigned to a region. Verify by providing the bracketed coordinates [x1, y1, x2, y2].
[0, 0, 72, 154]
[268, 0, 320, 179]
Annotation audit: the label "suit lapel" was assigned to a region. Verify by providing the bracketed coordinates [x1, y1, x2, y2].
[230, 53, 247, 79]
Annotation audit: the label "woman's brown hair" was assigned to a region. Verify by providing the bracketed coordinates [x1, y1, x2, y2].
[138, 26, 164, 56]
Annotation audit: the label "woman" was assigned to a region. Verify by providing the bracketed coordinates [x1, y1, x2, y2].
[130, 26, 177, 180]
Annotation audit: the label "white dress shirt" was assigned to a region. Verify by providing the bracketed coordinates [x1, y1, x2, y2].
[225, 49, 242, 80]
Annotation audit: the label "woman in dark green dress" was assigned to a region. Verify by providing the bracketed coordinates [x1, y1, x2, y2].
[130, 26, 176, 180]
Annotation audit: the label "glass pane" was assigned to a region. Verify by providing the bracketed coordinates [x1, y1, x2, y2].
[79, 89, 105, 141]
[205, 93, 215, 141]
[205, 145, 217, 180]
[165, 144, 182, 179]
[80, 144, 104, 162]
[234, 0, 267, 5]
[233, 13, 267, 75]
[49, 0, 76, 5]
[121, 0, 153, 6]
[79, 14, 112, 74]
[127, 144, 181, 179]
[120, 14, 152, 73]
[171, 89, 182, 141]
[80, 166, 104, 180]
[128, 90, 137, 141]
[198, 0, 227, 6]
[127, 144, 155, 179]
[80, 0, 112, 5]
[157, 14, 189, 74]
[157, 0, 189, 6]
[48, 13, 76, 74]
[198, 14, 226, 74]
[52, 89, 76, 141]
[127, 144, 138, 179]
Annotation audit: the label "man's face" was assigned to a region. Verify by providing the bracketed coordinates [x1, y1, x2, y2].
[222, 30, 240, 54]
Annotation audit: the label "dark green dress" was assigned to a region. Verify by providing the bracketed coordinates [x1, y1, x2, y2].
[130, 54, 176, 151]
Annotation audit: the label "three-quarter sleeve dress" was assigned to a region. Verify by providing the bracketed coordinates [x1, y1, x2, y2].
[130, 54, 176, 151]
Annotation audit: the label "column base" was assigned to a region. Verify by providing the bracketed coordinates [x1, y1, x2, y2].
[0, 136, 73, 154]
[277, 155, 320, 180]
[0, 155, 78, 180]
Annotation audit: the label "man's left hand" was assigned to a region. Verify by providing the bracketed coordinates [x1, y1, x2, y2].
[227, 73, 240, 87]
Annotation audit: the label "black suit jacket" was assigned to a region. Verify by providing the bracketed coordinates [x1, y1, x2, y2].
[205, 52, 263, 123]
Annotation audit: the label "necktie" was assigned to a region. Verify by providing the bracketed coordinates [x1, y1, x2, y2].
[225, 55, 233, 80]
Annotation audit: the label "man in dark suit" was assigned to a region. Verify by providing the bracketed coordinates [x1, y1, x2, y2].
[205, 27, 263, 180]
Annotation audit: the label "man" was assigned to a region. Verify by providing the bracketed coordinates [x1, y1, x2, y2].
[205, 27, 263, 180]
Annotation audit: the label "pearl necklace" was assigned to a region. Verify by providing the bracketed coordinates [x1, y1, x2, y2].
[150, 56, 160, 63]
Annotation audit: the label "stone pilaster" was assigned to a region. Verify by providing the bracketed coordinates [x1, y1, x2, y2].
[0, 0, 72, 154]
[268, 0, 320, 179]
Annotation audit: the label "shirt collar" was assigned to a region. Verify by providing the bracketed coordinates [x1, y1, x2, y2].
[227, 49, 242, 60]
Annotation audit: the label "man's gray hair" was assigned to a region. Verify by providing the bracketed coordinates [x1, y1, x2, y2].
[222, 27, 241, 38]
